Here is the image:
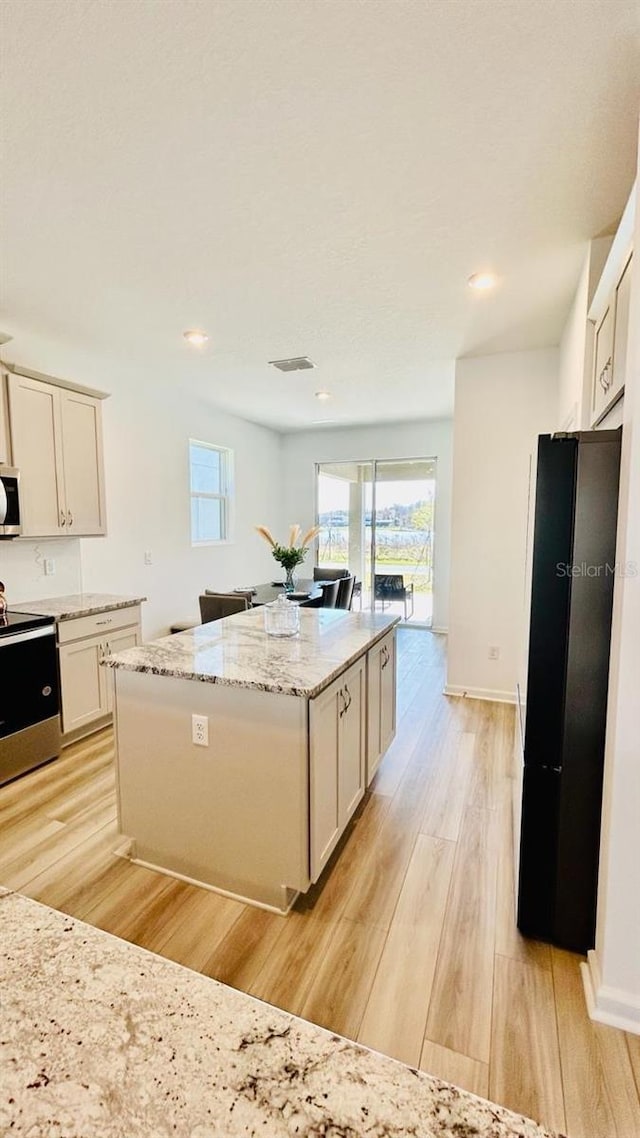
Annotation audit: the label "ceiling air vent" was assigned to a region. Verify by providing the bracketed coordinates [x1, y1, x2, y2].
[268, 356, 315, 372]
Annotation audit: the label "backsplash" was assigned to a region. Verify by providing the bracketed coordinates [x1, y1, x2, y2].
[0, 539, 82, 604]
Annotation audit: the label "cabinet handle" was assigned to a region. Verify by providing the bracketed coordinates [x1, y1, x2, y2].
[381, 645, 388, 669]
[599, 356, 613, 393]
[338, 688, 346, 718]
[95, 618, 113, 626]
[344, 684, 352, 713]
[67, 510, 73, 527]
[60, 510, 66, 526]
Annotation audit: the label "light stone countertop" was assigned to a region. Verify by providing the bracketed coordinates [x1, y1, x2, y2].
[13, 593, 147, 621]
[0, 890, 563, 1138]
[104, 607, 401, 697]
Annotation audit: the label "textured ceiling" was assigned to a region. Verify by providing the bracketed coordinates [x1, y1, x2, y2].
[1, 0, 639, 430]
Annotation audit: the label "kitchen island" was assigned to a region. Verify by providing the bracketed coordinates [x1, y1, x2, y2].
[106, 608, 399, 911]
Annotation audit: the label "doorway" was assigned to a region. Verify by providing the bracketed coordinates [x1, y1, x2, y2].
[315, 457, 436, 627]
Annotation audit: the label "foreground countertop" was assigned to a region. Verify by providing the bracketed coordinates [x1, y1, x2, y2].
[13, 592, 146, 621]
[105, 607, 400, 697]
[0, 890, 561, 1138]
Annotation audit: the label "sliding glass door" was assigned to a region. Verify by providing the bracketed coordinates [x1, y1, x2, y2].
[315, 457, 436, 626]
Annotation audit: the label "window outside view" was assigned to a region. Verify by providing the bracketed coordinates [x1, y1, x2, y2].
[316, 458, 436, 625]
[189, 440, 231, 544]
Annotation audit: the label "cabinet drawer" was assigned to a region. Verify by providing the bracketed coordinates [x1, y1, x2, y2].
[58, 605, 141, 644]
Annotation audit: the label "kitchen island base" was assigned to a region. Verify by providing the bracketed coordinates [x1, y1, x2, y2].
[110, 610, 398, 913]
[115, 671, 309, 912]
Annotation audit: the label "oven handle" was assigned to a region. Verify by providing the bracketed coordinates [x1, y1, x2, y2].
[0, 479, 7, 525]
[0, 626, 55, 647]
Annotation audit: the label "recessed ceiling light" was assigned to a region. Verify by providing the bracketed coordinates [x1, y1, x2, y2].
[468, 272, 497, 290]
[183, 329, 209, 347]
[315, 390, 331, 401]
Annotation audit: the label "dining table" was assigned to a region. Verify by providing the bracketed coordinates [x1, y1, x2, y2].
[237, 579, 324, 606]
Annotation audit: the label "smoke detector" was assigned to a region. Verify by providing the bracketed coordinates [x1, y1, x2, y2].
[268, 356, 315, 372]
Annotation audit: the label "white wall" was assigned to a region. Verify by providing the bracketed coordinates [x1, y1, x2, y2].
[585, 160, 640, 1034]
[0, 333, 284, 636]
[0, 538, 82, 604]
[447, 348, 559, 701]
[281, 419, 453, 632]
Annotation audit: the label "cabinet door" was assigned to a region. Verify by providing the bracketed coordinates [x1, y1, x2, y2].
[380, 632, 397, 757]
[59, 636, 109, 734]
[7, 374, 66, 536]
[338, 656, 366, 826]
[60, 390, 106, 535]
[309, 678, 341, 882]
[592, 304, 614, 423]
[103, 626, 141, 712]
[611, 253, 632, 403]
[366, 631, 396, 786]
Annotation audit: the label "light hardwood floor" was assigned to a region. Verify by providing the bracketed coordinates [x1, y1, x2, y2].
[1, 628, 639, 1137]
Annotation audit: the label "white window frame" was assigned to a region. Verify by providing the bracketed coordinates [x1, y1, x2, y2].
[189, 439, 234, 546]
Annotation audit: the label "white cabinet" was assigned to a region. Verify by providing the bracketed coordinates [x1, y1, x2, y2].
[612, 253, 632, 401]
[591, 250, 633, 426]
[309, 655, 366, 881]
[7, 373, 106, 537]
[366, 630, 397, 785]
[59, 637, 108, 733]
[58, 606, 142, 737]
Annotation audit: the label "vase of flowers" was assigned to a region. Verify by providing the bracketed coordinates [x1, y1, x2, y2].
[255, 523, 321, 593]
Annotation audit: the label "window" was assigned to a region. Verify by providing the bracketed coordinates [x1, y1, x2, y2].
[189, 440, 233, 544]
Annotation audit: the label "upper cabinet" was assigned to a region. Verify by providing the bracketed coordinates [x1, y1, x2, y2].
[589, 184, 635, 427]
[7, 371, 107, 537]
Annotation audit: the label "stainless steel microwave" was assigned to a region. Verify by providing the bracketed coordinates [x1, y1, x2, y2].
[0, 466, 21, 537]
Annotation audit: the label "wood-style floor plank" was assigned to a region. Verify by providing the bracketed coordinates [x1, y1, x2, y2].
[300, 917, 386, 1040]
[552, 947, 640, 1138]
[425, 805, 498, 1064]
[490, 954, 566, 1135]
[419, 1041, 489, 1100]
[627, 1031, 640, 1100]
[358, 833, 455, 1065]
[420, 730, 474, 842]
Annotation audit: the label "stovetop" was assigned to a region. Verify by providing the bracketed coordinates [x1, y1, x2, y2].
[0, 610, 56, 636]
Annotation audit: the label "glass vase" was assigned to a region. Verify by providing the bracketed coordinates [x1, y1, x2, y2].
[284, 565, 297, 593]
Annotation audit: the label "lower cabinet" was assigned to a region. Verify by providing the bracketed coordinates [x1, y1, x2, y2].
[309, 655, 366, 882]
[58, 606, 142, 736]
[366, 629, 397, 785]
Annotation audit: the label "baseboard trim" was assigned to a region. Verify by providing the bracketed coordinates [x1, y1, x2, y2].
[126, 852, 298, 916]
[443, 684, 516, 705]
[581, 950, 640, 1035]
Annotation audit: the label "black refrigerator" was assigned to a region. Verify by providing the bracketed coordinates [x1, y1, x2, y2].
[517, 429, 621, 954]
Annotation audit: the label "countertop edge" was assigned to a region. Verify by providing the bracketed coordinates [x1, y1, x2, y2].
[14, 595, 147, 621]
[104, 616, 400, 698]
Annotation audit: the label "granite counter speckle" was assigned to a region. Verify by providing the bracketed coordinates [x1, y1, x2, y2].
[0, 890, 562, 1138]
[104, 607, 400, 698]
[14, 593, 146, 621]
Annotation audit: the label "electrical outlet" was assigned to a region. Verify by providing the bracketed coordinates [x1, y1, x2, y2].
[43, 558, 56, 576]
[144, 550, 153, 566]
[488, 645, 500, 660]
[192, 714, 208, 747]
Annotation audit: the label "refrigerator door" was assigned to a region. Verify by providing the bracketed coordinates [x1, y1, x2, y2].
[523, 435, 577, 773]
[517, 764, 561, 941]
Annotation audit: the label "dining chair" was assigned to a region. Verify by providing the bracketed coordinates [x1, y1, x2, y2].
[199, 593, 248, 623]
[320, 579, 340, 608]
[313, 567, 350, 582]
[335, 574, 355, 610]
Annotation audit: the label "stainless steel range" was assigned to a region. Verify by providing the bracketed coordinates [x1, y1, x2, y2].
[0, 611, 61, 786]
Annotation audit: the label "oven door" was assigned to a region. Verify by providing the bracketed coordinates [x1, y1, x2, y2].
[0, 626, 60, 737]
[0, 466, 21, 537]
